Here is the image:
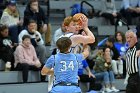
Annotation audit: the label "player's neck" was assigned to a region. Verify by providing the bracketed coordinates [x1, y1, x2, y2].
[62, 51, 70, 54]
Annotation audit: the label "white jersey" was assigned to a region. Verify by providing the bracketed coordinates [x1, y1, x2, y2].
[58, 33, 82, 54]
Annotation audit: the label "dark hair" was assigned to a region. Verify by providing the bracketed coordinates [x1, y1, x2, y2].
[22, 35, 31, 41]
[115, 31, 125, 43]
[107, 36, 115, 43]
[27, 19, 36, 25]
[107, 0, 111, 2]
[103, 46, 111, 52]
[28, 0, 38, 5]
[56, 37, 72, 53]
[0, 24, 8, 32]
[6, 0, 16, 6]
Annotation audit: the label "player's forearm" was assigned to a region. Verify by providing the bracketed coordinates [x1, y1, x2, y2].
[41, 67, 54, 75]
[47, 70, 54, 75]
[82, 45, 89, 59]
[83, 27, 95, 43]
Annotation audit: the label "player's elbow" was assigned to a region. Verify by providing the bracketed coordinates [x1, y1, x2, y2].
[84, 51, 89, 59]
[41, 70, 46, 76]
[91, 37, 95, 43]
[86, 51, 89, 58]
[88, 37, 95, 44]
[41, 67, 48, 75]
[92, 38, 95, 43]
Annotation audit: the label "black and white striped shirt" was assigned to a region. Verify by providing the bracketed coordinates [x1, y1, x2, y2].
[126, 43, 140, 75]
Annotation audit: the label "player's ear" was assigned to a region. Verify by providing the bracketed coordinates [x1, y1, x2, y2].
[65, 26, 69, 31]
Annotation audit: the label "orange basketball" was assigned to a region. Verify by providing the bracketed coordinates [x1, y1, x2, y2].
[73, 13, 87, 26]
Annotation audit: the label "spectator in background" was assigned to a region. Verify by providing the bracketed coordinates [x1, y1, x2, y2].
[0, 24, 15, 71]
[78, 59, 97, 92]
[18, 20, 47, 66]
[106, 36, 123, 79]
[98, 0, 121, 25]
[0, 0, 6, 18]
[120, 0, 140, 25]
[14, 35, 44, 83]
[114, 31, 127, 77]
[114, 31, 127, 57]
[94, 47, 119, 92]
[0, 0, 23, 43]
[23, 0, 47, 32]
[50, 23, 66, 55]
[23, 0, 50, 45]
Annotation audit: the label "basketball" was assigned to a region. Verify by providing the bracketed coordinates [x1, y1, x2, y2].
[73, 13, 87, 26]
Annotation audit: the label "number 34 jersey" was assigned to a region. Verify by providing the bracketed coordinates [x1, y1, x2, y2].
[45, 53, 84, 85]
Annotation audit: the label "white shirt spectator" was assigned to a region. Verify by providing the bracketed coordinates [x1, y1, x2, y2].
[122, 0, 140, 9]
[18, 29, 44, 45]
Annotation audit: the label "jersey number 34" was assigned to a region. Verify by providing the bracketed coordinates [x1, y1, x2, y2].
[60, 61, 74, 71]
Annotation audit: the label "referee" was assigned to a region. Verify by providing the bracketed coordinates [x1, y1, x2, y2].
[125, 30, 140, 93]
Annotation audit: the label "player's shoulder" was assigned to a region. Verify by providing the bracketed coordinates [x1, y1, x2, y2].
[64, 33, 74, 38]
[74, 53, 83, 59]
[48, 55, 55, 60]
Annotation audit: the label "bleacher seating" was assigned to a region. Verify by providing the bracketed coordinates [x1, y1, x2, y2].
[0, 71, 48, 84]
[0, 82, 48, 93]
[0, 59, 5, 71]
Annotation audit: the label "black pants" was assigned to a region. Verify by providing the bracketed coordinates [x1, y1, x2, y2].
[120, 9, 140, 25]
[101, 12, 121, 25]
[79, 74, 95, 91]
[123, 59, 126, 78]
[0, 48, 15, 70]
[126, 73, 140, 93]
[15, 63, 46, 83]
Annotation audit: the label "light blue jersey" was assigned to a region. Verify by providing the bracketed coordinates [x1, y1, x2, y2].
[45, 53, 84, 93]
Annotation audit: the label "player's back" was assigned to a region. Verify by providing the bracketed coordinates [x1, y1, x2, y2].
[53, 53, 79, 85]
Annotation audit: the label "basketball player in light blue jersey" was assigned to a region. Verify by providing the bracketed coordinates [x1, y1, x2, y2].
[41, 37, 89, 93]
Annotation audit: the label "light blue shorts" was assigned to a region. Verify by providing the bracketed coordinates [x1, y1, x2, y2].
[50, 86, 81, 93]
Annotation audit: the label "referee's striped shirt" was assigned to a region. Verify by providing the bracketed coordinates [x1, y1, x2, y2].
[126, 43, 140, 75]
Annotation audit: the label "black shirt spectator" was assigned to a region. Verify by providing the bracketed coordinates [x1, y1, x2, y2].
[23, 0, 48, 32]
[106, 36, 120, 60]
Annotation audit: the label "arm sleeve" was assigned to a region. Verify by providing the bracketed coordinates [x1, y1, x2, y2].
[1, 12, 17, 26]
[18, 31, 25, 43]
[82, 60, 89, 68]
[0, 39, 7, 52]
[45, 55, 55, 69]
[23, 9, 34, 27]
[139, 0, 140, 7]
[36, 32, 44, 45]
[32, 45, 40, 63]
[112, 0, 117, 13]
[123, 0, 130, 9]
[76, 54, 84, 62]
[40, 8, 48, 24]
